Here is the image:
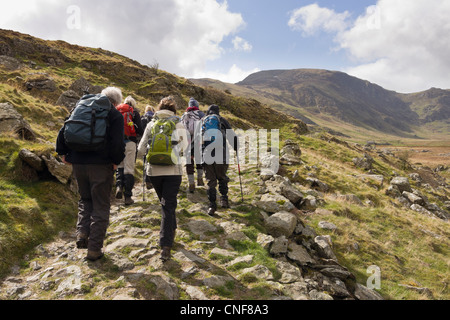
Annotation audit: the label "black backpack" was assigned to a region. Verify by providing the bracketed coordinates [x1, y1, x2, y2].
[64, 94, 112, 152]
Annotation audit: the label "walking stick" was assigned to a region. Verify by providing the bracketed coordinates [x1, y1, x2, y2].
[143, 155, 147, 202]
[236, 152, 244, 203]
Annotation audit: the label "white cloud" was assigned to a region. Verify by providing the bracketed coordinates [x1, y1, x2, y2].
[288, 3, 351, 36]
[0, 0, 245, 78]
[232, 36, 252, 52]
[289, 0, 450, 93]
[192, 64, 260, 84]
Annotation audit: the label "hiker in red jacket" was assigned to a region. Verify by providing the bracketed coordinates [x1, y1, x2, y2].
[115, 96, 144, 205]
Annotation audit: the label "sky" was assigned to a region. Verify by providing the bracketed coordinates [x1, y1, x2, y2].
[1, 0, 449, 93]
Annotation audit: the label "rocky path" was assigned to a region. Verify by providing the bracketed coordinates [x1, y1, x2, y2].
[0, 164, 383, 301]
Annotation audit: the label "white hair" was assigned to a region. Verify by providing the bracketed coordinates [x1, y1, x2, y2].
[124, 96, 137, 108]
[101, 87, 123, 106]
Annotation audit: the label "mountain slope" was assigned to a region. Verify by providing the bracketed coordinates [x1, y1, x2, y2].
[193, 69, 450, 142]
[0, 29, 449, 301]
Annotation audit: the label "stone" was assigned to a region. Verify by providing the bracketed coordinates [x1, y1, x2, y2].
[309, 289, 334, 300]
[314, 236, 337, 260]
[270, 236, 289, 256]
[203, 275, 231, 289]
[318, 221, 337, 231]
[305, 178, 329, 192]
[276, 261, 303, 284]
[260, 153, 280, 177]
[257, 233, 274, 250]
[105, 238, 149, 252]
[0, 102, 35, 140]
[301, 195, 318, 210]
[25, 76, 56, 92]
[0, 55, 21, 70]
[19, 149, 44, 171]
[354, 283, 384, 300]
[265, 211, 298, 237]
[56, 90, 80, 110]
[402, 191, 425, 205]
[185, 285, 208, 300]
[186, 219, 217, 236]
[254, 193, 295, 213]
[390, 177, 412, 193]
[241, 265, 274, 281]
[279, 180, 304, 205]
[287, 243, 315, 266]
[42, 154, 73, 184]
[227, 255, 254, 267]
[352, 154, 374, 170]
[210, 248, 237, 258]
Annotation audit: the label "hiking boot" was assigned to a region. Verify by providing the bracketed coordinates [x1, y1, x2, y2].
[115, 187, 123, 199]
[189, 183, 195, 193]
[207, 206, 216, 217]
[124, 196, 134, 206]
[197, 177, 204, 187]
[220, 197, 230, 209]
[86, 250, 104, 262]
[160, 247, 172, 262]
[76, 234, 88, 249]
[145, 181, 153, 190]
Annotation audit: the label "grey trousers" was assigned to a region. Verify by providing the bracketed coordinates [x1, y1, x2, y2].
[73, 163, 114, 252]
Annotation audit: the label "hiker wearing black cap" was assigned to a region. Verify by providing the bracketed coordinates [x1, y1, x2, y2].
[201, 104, 239, 216]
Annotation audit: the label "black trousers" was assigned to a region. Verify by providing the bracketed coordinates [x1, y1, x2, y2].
[150, 175, 182, 248]
[203, 164, 230, 208]
[73, 164, 114, 252]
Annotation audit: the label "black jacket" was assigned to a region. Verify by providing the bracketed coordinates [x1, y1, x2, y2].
[56, 107, 126, 165]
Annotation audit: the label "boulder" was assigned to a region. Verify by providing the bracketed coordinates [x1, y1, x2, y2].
[42, 154, 73, 184]
[265, 211, 298, 237]
[390, 177, 412, 193]
[254, 193, 295, 213]
[0, 55, 21, 70]
[402, 191, 425, 206]
[19, 149, 44, 172]
[280, 140, 302, 165]
[313, 236, 337, 260]
[25, 76, 56, 92]
[287, 242, 315, 266]
[352, 154, 374, 170]
[279, 180, 304, 205]
[56, 90, 80, 110]
[0, 102, 36, 140]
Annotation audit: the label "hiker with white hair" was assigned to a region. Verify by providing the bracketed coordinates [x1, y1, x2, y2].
[56, 86, 126, 261]
[115, 95, 144, 205]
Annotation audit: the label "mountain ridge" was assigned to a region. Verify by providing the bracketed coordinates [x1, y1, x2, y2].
[192, 69, 450, 141]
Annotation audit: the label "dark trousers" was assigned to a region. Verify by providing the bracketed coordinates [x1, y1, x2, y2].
[150, 175, 182, 248]
[203, 164, 230, 208]
[73, 164, 114, 252]
[186, 148, 203, 175]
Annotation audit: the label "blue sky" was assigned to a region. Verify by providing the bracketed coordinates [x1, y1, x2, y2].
[1, 0, 450, 93]
[216, 0, 376, 73]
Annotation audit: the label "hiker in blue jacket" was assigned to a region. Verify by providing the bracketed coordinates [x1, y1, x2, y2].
[201, 104, 239, 216]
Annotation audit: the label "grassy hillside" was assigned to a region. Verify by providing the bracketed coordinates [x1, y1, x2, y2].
[0, 29, 448, 300]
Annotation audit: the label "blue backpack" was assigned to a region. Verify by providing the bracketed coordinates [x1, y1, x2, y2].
[64, 94, 112, 152]
[202, 114, 223, 147]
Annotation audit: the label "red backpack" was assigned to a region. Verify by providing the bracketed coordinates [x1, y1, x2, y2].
[116, 104, 137, 137]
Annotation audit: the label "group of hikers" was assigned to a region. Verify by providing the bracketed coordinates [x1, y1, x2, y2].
[56, 87, 239, 262]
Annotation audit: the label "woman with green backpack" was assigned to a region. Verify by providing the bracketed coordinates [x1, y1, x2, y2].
[137, 96, 188, 262]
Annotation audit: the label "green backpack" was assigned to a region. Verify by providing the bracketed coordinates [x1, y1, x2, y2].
[147, 116, 180, 166]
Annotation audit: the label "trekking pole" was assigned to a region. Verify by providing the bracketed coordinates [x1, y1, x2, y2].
[142, 155, 147, 202]
[236, 152, 244, 203]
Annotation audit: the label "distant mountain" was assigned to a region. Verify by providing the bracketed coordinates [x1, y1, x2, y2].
[193, 69, 450, 139]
